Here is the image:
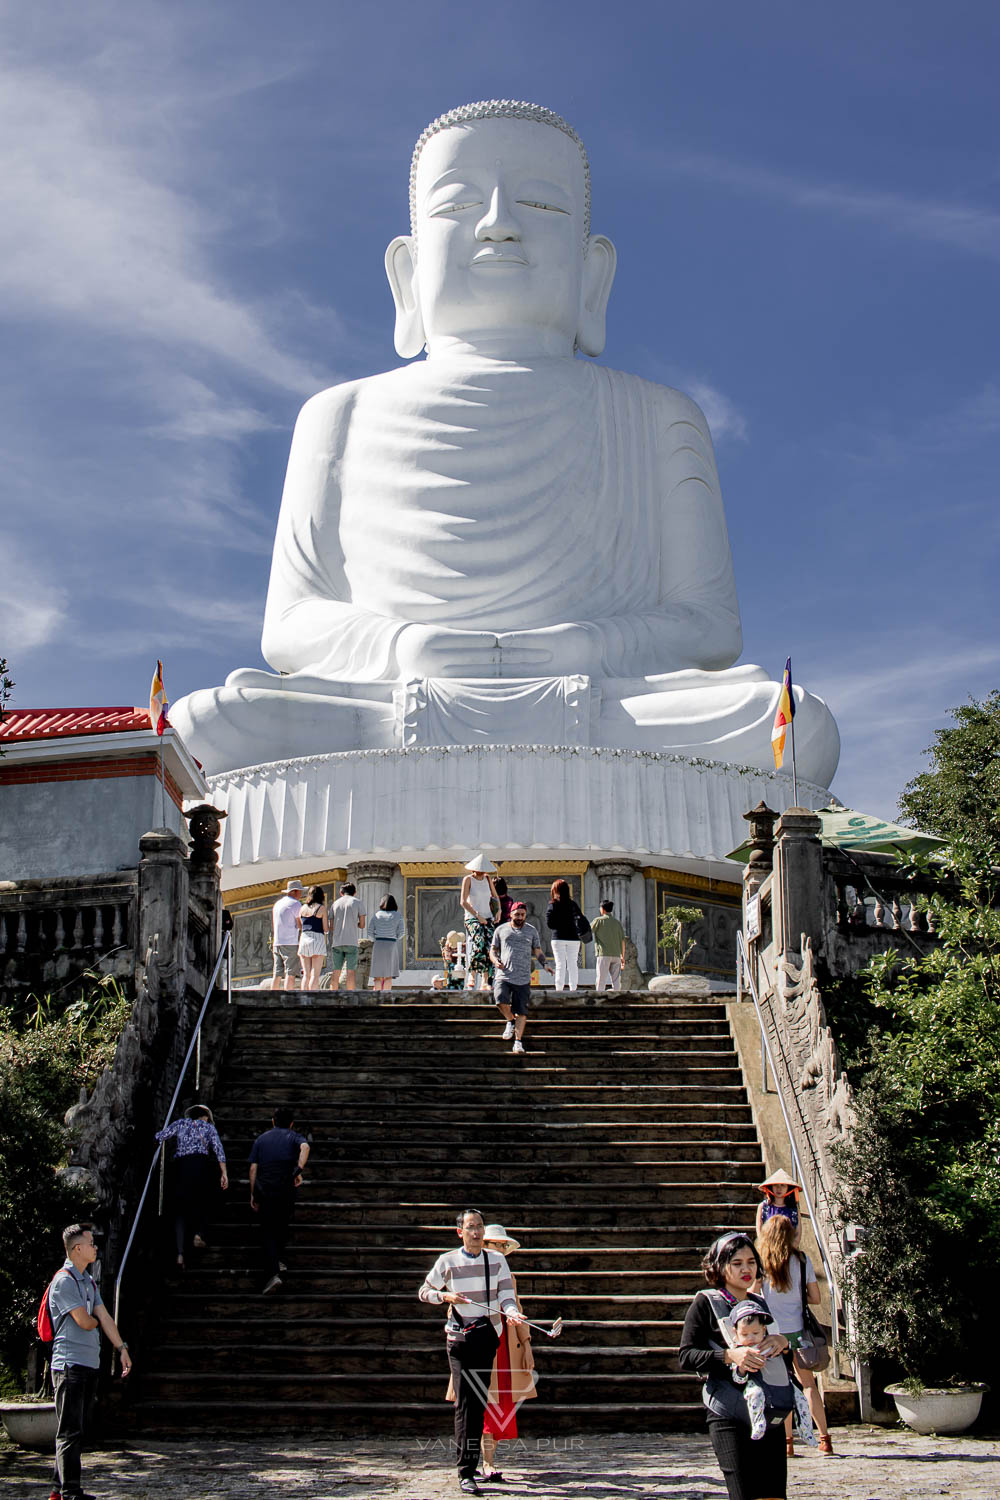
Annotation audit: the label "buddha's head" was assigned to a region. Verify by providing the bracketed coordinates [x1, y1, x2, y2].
[386, 100, 616, 360]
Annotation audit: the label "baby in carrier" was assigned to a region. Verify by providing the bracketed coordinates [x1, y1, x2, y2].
[726, 1300, 815, 1444]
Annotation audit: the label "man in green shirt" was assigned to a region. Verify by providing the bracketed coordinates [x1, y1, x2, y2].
[591, 900, 627, 991]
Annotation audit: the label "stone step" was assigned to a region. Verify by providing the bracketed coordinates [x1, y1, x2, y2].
[199, 1221, 745, 1249]
[215, 1093, 752, 1117]
[213, 1104, 756, 1128]
[162, 1289, 705, 1319]
[151, 1341, 684, 1375]
[226, 1035, 737, 1058]
[216, 1179, 758, 1204]
[158, 1267, 712, 1295]
[181, 1244, 714, 1272]
[220, 1067, 746, 1091]
[234, 995, 729, 1015]
[227, 1158, 761, 1184]
[137, 1369, 703, 1406]
[220, 1142, 765, 1167]
[289, 1200, 756, 1226]
[124, 1398, 706, 1435]
[212, 1117, 759, 1142]
[155, 1317, 683, 1348]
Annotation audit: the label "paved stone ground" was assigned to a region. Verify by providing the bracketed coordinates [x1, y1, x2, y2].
[3, 1429, 1000, 1500]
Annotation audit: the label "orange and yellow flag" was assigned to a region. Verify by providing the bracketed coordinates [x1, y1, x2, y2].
[149, 661, 169, 737]
[771, 658, 794, 770]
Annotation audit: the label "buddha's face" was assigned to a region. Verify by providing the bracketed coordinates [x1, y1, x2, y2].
[406, 118, 590, 355]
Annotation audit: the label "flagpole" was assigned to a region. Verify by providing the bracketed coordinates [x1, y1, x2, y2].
[789, 702, 799, 806]
[159, 733, 166, 828]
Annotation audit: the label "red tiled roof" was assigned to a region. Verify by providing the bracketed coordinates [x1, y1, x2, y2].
[0, 707, 153, 742]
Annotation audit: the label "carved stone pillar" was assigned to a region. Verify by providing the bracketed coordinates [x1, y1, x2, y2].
[347, 860, 397, 924]
[183, 803, 226, 955]
[742, 801, 777, 896]
[773, 808, 825, 959]
[137, 829, 190, 1108]
[591, 859, 642, 938]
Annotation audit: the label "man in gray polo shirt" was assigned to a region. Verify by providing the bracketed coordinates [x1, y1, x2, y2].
[489, 902, 551, 1055]
[48, 1222, 131, 1500]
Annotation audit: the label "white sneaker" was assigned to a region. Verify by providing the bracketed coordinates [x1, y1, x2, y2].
[512, 1039, 524, 1055]
[502, 1021, 515, 1040]
[262, 1274, 282, 1295]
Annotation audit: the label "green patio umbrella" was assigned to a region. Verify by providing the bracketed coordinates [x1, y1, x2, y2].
[726, 804, 945, 863]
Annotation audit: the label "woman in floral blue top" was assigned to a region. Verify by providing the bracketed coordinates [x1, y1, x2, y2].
[156, 1105, 228, 1268]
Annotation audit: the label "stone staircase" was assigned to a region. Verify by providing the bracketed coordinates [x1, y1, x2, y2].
[128, 991, 763, 1434]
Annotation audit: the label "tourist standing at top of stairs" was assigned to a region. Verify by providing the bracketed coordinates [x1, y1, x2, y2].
[270, 879, 304, 990]
[546, 879, 591, 991]
[590, 900, 627, 992]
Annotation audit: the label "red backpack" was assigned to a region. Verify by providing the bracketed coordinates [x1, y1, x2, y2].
[36, 1281, 56, 1343]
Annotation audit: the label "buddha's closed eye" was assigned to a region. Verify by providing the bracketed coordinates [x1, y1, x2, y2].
[518, 200, 570, 214]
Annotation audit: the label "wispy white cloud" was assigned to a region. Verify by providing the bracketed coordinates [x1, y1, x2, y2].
[0, 66, 327, 395]
[823, 640, 1000, 819]
[0, 544, 69, 653]
[687, 379, 749, 443]
[656, 148, 1000, 259]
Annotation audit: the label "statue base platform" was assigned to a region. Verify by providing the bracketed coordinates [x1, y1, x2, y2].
[211, 742, 827, 882]
[213, 743, 829, 985]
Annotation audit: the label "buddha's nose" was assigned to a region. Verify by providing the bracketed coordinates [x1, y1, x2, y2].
[475, 184, 520, 242]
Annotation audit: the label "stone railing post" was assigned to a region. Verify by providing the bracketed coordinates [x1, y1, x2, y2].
[773, 808, 825, 960]
[137, 830, 190, 1081]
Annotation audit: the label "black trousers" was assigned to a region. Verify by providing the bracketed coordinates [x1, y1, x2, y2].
[257, 1187, 295, 1278]
[52, 1363, 98, 1497]
[174, 1153, 217, 1254]
[447, 1323, 500, 1478]
[706, 1414, 787, 1500]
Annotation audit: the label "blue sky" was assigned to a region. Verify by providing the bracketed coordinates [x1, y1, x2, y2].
[2, 0, 998, 820]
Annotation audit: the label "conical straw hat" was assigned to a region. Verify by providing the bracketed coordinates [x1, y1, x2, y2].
[465, 853, 498, 873]
[757, 1167, 800, 1191]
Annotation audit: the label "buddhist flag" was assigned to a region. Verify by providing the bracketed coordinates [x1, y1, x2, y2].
[149, 660, 169, 737]
[771, 657, 795, 770]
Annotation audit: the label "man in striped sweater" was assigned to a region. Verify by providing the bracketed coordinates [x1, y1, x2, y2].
[419, 1208, 526, 1495]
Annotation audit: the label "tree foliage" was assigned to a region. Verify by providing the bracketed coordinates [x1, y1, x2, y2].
[834, 839, 1000, 1384]
[0, 978, 129, 1381]
[898, 689, 1000, 850]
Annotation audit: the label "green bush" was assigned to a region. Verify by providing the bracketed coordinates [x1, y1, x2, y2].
[832, 839, 1000, 1384]
[0, 977, 129, 1382]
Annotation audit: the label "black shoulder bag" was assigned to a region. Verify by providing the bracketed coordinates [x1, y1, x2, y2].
[446, 1252, 492, 1344]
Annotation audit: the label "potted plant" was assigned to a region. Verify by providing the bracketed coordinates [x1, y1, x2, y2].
[0, 1393, 58, 1451]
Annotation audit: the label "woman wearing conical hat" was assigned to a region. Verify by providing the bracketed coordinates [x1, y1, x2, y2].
[460, 854, 498, 992]
[755, 1168, 802, 1248]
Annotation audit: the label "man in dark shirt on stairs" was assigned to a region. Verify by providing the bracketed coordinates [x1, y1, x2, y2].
[249, 1106, 310, 1294]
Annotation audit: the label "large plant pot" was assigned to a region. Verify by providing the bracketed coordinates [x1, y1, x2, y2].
[884, 1382, 987, 1435]
[0, 1400, 58, 1450]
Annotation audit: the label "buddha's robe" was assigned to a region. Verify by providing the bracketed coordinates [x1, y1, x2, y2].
[172, 355, 839, 785]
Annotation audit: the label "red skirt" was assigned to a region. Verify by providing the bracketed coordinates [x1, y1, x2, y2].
[482, 1317, 517, 1439]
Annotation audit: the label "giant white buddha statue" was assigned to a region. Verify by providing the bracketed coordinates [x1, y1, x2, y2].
[173, 101, 839, 787]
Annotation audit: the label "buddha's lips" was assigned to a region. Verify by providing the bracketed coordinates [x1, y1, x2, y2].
[471, 249, 528, 265]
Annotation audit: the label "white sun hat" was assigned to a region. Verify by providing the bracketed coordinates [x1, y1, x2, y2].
[482, 1223, 521, 1251]
[465, 853, 498, 874]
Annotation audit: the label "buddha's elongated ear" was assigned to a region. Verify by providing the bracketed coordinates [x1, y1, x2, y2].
[385, 235, 426, 359]
[577, 234, 617, 357]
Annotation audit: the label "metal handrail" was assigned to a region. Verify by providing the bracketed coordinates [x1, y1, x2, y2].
[112, 930, 232, 1334]
[736, 930, 844, 1378]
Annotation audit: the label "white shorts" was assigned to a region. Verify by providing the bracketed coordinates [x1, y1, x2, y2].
[298, 933, 327, 958]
